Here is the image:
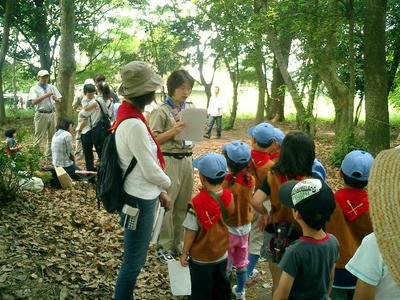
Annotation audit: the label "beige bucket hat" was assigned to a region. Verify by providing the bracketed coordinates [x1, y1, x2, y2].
[118, 61, 163, 98]
[368, 148, 400, 286]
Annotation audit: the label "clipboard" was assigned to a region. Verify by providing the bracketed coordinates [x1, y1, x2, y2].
[175, 108, 207, 142]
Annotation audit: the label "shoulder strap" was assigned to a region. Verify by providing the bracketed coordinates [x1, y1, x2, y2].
[96, 99, 107, 116]
[207, 190, 228, 222]
[251, 158, 263, 184]
[115, 117, 139, 181]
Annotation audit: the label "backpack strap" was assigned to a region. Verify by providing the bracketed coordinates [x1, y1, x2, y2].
[207, 190, 228, 222]
[96, 99, 108, 117]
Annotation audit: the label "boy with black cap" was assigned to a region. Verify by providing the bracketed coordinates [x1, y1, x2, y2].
[274, 178, 339, 300]
[326, 150, 374, 299]
[180, 153, 234, 300]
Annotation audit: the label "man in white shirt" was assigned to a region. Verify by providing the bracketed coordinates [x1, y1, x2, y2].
[204, 86, 223, 139]
[29, 70, 62, 159]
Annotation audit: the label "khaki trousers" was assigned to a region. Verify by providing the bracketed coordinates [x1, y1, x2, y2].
[158, 156, 194, 252]
[34, 111, 56, 159]
[248, 209, 264, 255]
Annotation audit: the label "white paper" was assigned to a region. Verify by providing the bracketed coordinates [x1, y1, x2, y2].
[167, 260, 191, 296]
[175, 108, 207, 142]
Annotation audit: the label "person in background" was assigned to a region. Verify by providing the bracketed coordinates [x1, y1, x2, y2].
[327, 150, 374, 300]
[149, 69, 195, 262]
[5, 128, 22, 155]
[50, 117, 82, 181]
[222, 141, 255, 300]
[94, 73, 119, 103]
[113, 61, 172, 300]
[28, 69, 62, 160]
[346, 149, 400, 300]
[274, 178, 338, 300]
[204, 85, 224, 139]
[180, 153, 234, 300]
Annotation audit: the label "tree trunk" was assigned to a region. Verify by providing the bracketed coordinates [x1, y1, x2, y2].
[225, 57, 239, 130]
[197, 45, 219, 108]
[364, 0, 389, 155]
[57, 0, 76, 119]
[266, 25, 311, 131]
[254, 43, 266, 124]
[347, 0, 355, 130]
[33, 1, 52, 70]
[0, 0, 14, 125]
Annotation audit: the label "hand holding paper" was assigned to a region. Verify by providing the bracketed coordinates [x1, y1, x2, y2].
[175, 108, 207, 142]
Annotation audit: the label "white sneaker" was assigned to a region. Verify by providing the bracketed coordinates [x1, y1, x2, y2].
[232, 285, 246, 300]
[246, 268, 260, 285]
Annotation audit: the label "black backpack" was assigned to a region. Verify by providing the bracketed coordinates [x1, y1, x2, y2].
[96, 118, 137, 213]
[92, 99, 111, 146]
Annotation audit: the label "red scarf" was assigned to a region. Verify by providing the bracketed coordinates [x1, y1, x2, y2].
[250, 150, 271, 169]
[111, 101, 165, 169]
[192, 189, 232, 230]
[276, 172, 304, 184]
[335, 189, 369, 222]
[224, 171, 254, 188]
[270, 152, 280, 160]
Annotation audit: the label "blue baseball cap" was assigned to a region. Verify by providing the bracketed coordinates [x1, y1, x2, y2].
[274, 128, 285, 145]
[193, 153, 227, 179]
[341, 150, 374, 181]
[222, 141, 251, 163]
[247, 123, 275, 144]
[312, 159, 327, 182]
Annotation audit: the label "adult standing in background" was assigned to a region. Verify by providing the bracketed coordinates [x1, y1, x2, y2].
[29, 69, 62, 160]
[149, 69, 195, 261]
[113, 61, 172, 299]
[204, 85, 223, 139]
[94, 73, 119, 103]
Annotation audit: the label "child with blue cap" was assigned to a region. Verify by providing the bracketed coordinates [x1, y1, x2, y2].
[222, 141, 255, 299]
[326, 150, 374, 299]
[246, 123, 276, 285]
[180, 153, 234, 300]
[270, 128, 285, 162]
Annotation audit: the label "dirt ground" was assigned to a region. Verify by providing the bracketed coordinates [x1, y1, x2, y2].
[1, 118, 398, 299]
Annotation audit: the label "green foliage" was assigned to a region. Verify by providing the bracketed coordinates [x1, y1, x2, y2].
[328, 130, 370, 167]
[0, 139, 42, 204]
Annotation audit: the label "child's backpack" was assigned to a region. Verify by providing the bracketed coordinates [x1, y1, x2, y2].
[96, 119, 137, 213]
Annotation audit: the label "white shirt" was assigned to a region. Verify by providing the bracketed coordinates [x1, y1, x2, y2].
[207, 93, 223, 117]
[346, 233, 400, 299]
[115, 118, 171, 200]
[29, 83, 62, 111]
[80, 97, 108, 134]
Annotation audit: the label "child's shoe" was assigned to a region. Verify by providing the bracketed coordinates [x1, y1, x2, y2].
[246, 268, 259, 285]
[232, 285, 246, 300]
[76, 130, 81, 140]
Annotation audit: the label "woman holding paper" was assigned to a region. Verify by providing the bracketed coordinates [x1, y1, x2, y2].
[149, 69, 195, 262]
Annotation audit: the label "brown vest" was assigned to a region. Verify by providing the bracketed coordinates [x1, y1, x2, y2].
[189, 196, 235, 262]
[326, 198, 373, 268]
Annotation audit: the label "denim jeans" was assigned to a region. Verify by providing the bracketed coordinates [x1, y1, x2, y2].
[114, 195, 157, 300]
[206, 115, 222, 137]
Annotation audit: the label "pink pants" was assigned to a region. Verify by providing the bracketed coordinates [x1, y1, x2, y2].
[228, 233, 249, 269]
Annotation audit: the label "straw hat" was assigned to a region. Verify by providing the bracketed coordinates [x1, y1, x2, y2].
[368, 148, 400, 286]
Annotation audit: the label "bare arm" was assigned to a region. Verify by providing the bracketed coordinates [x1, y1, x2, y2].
[273, 271, 294, 300]
[180, 229, 196, 267]
[327, 264, 336, 295]
[251, 188, 269, 214]
[353, 279, 377, 300]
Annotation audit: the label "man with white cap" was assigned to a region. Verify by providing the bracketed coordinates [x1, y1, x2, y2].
[29, 69, 62, 159]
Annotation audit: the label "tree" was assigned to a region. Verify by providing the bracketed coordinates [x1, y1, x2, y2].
[0, 0, 13, 125]
[364, 0, 389, 154]
[57, 0, 76, 118]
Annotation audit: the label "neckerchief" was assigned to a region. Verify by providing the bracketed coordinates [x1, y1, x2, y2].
[112, 101, 165, 169]
[250, 150, 271, 169]
[192, 188, 232, 230]
[224, 171, 254, 188]
[335, 188, 369, 222]
[276, 172, 304, 184]
[165, 96, 186, 112]
[270, 152, 280, 160]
